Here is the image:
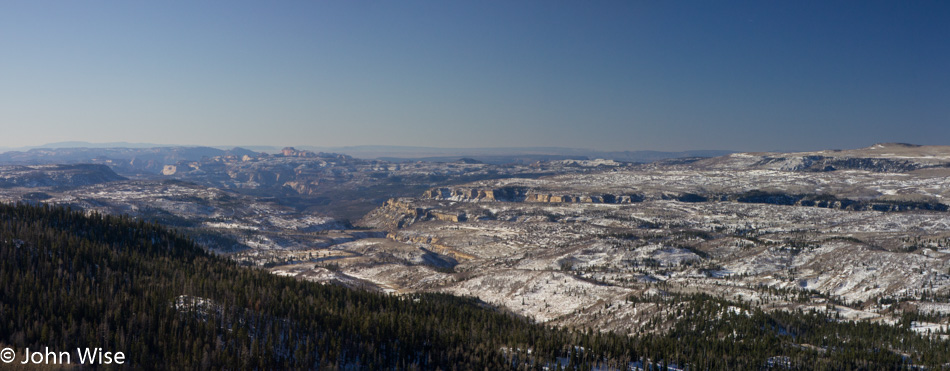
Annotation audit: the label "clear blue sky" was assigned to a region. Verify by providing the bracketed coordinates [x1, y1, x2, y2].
[1, 1, 947, 151]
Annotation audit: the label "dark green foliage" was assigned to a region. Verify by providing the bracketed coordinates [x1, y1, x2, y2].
[628, 293, 950, 369]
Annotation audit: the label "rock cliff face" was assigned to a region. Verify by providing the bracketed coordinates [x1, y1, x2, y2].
[0, 164, 125, 188]
[362, 199, 458, 230]
[523, 193, 644, 203]
[422, 186, 645, 204]
[423, 186, 525, 202]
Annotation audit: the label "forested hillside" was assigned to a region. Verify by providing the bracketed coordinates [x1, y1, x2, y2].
[0, 203, 947, 369]
[0, 203, 639, 369]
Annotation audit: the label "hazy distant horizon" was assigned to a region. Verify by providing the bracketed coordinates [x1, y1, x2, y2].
[1, 137, 943, 156]
[2, 139, 938, 160]
[2, 2, 947, 152]
[0, 140, 738, 155]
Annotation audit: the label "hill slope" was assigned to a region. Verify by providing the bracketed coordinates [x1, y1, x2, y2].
[0, 203, 644, 369]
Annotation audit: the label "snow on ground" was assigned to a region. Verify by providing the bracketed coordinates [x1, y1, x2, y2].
[911, 321, 948, 335]
[204, 221, 258, 230]
[918, 302, 950, 316]
[264, 214, 341, 231]
[805, 304, 882, 322]
[442, 269, 631, 323]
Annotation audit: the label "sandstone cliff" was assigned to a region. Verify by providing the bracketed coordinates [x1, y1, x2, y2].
[422, 186, 645, 204]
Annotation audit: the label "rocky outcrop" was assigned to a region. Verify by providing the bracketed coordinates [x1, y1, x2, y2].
[523, 193, 643, 203]
[362, 199, 434, 230]
[432, 211, 466, 222]
[385, 233, 476, 260]
[423, 186, 529, 202]
[361, 198, 473, 231]
[280, 147, 319, 158]
[283, 180, 320, 195]
[423, 186, 644, 204]
[661, 193, 709, 203]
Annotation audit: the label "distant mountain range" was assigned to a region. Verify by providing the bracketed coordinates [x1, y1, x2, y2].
[0, 141, 279, 153]
[0, 142, 734, 165]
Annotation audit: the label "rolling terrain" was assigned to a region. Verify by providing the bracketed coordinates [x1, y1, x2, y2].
[1, 143, 949, 367]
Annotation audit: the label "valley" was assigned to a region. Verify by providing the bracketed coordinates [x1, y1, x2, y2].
[2, 143, 950, 367]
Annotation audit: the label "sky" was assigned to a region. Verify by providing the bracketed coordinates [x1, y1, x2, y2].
[1, 1, 948, 152]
